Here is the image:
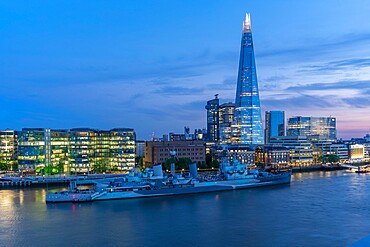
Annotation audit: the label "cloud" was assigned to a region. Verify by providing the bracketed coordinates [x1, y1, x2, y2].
[154, 86, 204, 96]
[342, 97, 370, 108]
[298, 58, 370, 73]
[258, 32, 370, 61]
[207, 78, 236, 90]
[286, 80, 370, 91]
[261, 94, 335, 109]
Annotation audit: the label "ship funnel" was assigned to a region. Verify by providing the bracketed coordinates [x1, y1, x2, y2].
[153, 164, 164, 178]
[170, 163, 176, 175]
[189, 163, 198, 178]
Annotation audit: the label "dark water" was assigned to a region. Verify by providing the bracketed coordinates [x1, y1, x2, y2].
[1, 171, 370, 247]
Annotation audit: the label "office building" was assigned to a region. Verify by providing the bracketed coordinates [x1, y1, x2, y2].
[270, 136, 314, 166]
[136, 140, 145, 157]
[1, 127, 136, 174]
[144, 140, 206, 166]
[18, 128, 49, 174]
[349, 144, 364, 161]
[0, 130, 18, 170]
[287, 116, 336, 141]
[265, 111, 285, 144]
[219, 102, 235, 144]
[225, 145, 255, 165]
[255, 145, 290, 170]
[109, 128, 136, 173]
[50, 129, 69, 174]
[232, 13, 263, 145]
[205, 95, 220, 142]
[69, 128, 97, 174]
[311, 139, 349, 162]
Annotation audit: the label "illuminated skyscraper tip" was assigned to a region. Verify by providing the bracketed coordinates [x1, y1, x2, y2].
[242, 13, 251, 33]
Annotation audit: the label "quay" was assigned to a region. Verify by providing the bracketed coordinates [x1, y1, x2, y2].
[0, 163, 365, 188]
[0, 174, 126, 188]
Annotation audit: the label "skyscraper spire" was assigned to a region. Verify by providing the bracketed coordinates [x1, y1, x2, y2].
[242, 13, 251, 33]
[232, 13, 264, 145]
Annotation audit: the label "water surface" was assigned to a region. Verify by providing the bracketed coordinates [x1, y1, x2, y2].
[0, 171, 369, 246]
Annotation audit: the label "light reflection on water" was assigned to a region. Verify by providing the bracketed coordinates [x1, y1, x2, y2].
[0, 172, 370, 247]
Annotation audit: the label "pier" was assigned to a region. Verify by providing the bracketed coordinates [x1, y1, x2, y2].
[0, 174, 127, 188]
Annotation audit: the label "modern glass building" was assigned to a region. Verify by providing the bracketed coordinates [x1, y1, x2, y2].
[17, 128, 48, 174]
[50, 129, 69, 174]
[287, 116, 336, 141]
[232, 13, 263, 145]
[0, 130, 18, 170]
[69, 128, 97, 174]
[205, 95, 220, 142]
[219, 102, 235, 144]
[265, 111, 285, 144]
[109, 128, 136, 173]
[1, 127, 136, 174]
[95, 130, 111, 172]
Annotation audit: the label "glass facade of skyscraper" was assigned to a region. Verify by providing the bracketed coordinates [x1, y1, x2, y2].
[232, 13, 263, 145]
[205, 95, 220, 142]
[219, 102, 235, 144]
[265, 111, 285, 144]
[287, 116, 336, 141]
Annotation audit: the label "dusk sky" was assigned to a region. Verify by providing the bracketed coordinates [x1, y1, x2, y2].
[1, 0, 370, 139]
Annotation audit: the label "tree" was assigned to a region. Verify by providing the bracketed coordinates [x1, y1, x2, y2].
[206, 153, 220, 169]
[12, 161, 18, 171]
[327, 154, 340, 164]
[93, 159, 110, 173]
[163, 157, 192, 170]
[0, 161, 8, 171]
[57, 158, 65, 174]
[136, 156, 144, 170]
[319, 154, 340, 164]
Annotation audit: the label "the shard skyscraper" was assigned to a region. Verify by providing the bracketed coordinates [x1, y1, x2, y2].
[232, 13, 264, 145]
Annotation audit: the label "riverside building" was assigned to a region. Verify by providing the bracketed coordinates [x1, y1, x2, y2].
[69, 128, 98, 174]
[143, 140, 206, 167]
[18, 128, 48, 174]
[349, 144, 365, 162]
[2, 128, 135, 175]
[255, 145, 290, 170]
[50, 129, 69, 173]
[109, 128, 136, 173]
[232, 13, 263, 145]
[270, 136, 314, 167]
[0, 130, 18, 170]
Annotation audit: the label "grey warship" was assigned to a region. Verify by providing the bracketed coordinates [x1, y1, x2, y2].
[46, 158, 291, 203]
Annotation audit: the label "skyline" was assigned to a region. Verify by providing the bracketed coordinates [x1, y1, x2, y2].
[1, 1, 370, 139]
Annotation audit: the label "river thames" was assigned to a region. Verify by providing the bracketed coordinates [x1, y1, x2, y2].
[0, 171, 369, 247]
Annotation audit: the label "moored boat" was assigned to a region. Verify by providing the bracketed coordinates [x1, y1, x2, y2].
[46, 159, 291, 203]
